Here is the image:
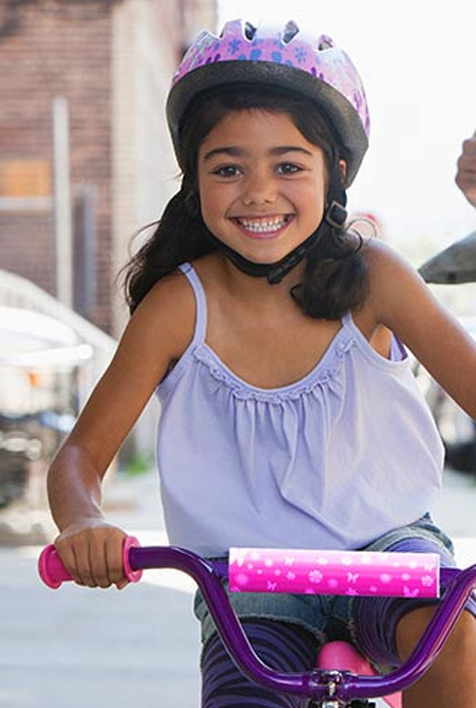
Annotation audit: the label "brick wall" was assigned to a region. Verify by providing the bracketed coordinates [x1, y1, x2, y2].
[0, 0, 216, 334]
[0, 0, 114, 330]
[110, 0, 181, 335]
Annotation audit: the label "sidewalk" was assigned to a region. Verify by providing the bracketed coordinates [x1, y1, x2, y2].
[0, 470, 201, 708]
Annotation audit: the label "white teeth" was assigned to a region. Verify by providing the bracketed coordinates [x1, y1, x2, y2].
[237, 216, 288, 233]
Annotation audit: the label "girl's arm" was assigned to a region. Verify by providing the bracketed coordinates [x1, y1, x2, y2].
[364, 239, 476, 419]
[47, 273, 194, 589]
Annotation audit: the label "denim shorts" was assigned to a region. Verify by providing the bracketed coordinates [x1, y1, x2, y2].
[193, 514, 465, 655]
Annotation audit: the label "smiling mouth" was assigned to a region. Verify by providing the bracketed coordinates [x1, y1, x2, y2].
[231, 215, 293, 235]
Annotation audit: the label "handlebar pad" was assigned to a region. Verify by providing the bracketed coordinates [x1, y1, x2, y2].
[38, 536, 143, 589]
[229, 548, 440, 598]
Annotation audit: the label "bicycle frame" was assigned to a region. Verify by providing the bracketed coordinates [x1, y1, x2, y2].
[39, 543, 476, 708]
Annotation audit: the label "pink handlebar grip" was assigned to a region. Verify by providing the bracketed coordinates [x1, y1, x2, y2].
[38, 544, 72, 589]
[229, 548, 440, 598]
[38, 536, 143, 589]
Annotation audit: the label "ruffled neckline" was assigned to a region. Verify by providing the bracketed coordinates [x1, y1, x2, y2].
[158, 263, 409, 402]
[192, 326, 356, 402]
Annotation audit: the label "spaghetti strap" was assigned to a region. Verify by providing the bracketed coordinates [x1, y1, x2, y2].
[179, 263, 207, 343]
[341, 311, 353, 327]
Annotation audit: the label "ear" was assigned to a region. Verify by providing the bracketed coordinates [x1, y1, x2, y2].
[339, 159, 347, 184]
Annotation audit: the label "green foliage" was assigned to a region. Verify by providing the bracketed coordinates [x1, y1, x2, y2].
[123, 452, 153, 477]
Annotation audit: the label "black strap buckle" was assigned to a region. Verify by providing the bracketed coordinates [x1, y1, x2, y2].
[325, 200, 347, 229]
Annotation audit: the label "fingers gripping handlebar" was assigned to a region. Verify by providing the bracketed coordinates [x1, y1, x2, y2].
[38, 536, 143, 588]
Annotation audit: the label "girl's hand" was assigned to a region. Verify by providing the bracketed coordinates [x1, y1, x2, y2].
[54, 520, 129, 590]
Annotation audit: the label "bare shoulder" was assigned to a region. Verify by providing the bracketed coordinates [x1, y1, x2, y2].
[125, 269, 196, 362]
[360, 237, 460, 334]
[361, 237, 415, 282]
[360, 238, 426, 324]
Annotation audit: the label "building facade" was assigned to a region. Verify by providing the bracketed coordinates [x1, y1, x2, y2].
[0, 0, 217, 334]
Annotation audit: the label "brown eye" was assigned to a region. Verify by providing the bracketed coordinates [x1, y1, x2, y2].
[212, 165, 242, 178]
[277, 162, 301, 175]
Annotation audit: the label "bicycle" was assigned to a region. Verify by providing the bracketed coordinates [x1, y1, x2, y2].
[38, 538, 476, 708]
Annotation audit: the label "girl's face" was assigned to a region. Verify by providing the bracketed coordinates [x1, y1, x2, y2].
[197, 109, 328, 266]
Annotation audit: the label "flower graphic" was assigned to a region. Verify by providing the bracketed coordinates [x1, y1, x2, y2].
[309, 570, 323, 584]
[228, 38, 242, 54]
[294, 46, 308, 64]
[234, 573, 249, 588]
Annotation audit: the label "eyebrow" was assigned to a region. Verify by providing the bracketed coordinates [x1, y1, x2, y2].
[202, 145, 314, 161]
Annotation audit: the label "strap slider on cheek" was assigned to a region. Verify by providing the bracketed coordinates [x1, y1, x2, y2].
[325, 200, 347, 229]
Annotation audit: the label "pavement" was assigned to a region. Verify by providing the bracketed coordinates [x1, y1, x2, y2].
[1, 464, 476, 708]
[0, 470, 200, 708]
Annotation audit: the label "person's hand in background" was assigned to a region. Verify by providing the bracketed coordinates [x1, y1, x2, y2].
[455, 132, 476, 207]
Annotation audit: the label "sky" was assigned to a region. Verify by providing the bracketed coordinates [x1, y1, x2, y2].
[217, 1, 476, 261]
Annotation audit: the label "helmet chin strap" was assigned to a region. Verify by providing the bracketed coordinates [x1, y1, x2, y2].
[205, 199, 347, 285]
[206, 228, 321, 285]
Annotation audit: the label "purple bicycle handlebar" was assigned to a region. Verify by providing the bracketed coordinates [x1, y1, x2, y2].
[38, 542, 476, 703]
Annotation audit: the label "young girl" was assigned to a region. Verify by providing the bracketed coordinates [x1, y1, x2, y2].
[47, 19, 476, 708]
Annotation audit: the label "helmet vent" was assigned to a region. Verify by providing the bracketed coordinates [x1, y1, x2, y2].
[318, 35, 334, 51]
[282, 20, 299, 44]
[244, 22, 257, 40]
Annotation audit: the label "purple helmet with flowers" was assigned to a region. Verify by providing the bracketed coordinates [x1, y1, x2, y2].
[166, 19, 370, 187]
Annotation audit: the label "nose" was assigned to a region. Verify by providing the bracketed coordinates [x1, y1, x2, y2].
[241, 172, 276, 207]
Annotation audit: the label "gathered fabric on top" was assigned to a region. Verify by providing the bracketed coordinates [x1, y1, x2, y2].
[156, 263, 444, 557]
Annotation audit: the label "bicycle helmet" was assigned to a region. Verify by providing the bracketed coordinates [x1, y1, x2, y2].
[166, 19, 370, 187]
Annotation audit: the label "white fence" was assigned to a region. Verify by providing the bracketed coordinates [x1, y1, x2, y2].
[0, 268, 116, 381]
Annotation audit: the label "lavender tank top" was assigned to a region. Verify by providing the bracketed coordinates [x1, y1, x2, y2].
[156, 263, 444, 557]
